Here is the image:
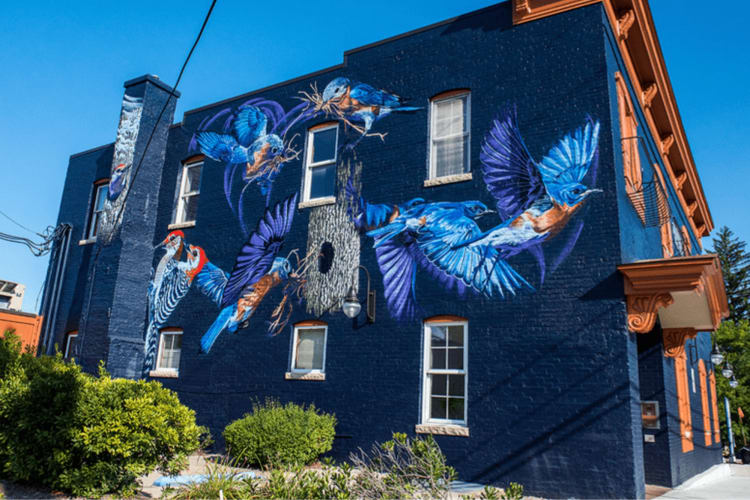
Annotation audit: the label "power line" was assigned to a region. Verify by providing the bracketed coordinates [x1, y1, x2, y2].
[111, 0, 217, 229]
[74, 0, 218, 362]
[0, 208, 42, 237]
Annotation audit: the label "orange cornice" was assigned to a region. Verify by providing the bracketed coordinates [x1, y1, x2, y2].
[511, 0, 714, 240]
[618, 255, 729, 333]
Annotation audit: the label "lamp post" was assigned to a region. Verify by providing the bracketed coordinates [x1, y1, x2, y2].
[342, 265, 375, 324]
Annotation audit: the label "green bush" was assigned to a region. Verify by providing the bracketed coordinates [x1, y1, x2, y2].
[224, 399, 336, 467]
[0, 332, 204, 497]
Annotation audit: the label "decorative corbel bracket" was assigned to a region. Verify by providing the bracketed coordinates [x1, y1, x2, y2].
[661, 134, 675, 156]
[662, 328, 698, 358]
[641, 83, 658, 109]
[626, 293, 674, 333]
[617, 10, 636, 41]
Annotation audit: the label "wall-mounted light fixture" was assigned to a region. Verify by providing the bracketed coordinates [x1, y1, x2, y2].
[710, 345, 724, 366]
[342, 265, 375, 324]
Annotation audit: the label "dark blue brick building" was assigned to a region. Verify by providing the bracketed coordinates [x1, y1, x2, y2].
[40, 1, 730, 497]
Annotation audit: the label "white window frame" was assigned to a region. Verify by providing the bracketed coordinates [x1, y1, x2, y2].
[421, 320, 468, 426]
[302, 124, 338, 203]
[290, 324, 328, 374]
[155, 329, 182, 374]
[174, 160, 203, 225]
[64, 332, 78, 359]
[428, 92, 471, 180]
[86, 182, 109, 240]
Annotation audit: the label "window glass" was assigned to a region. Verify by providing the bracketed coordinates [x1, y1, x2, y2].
[309, 163, 336, 199]
[304, 126, 338, 201]
[157, 331, 182, 371]
[423, 321, 467, 424]
[293, 326, 326, 371]
[175, 161, 202, 224]
[87, 183, 108, 239]
[430, 93, 470, 178]
[64, 333, 79, 359]
[311, 128, 337, 164]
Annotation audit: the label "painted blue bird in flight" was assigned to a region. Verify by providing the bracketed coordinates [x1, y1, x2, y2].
[356, 195, 532, 320]
[345, 178, 424, 233]
[193, 194, 298, 353]
[310, 77, 420, 149]
[196, 105, 298, 204]
[459, 111, 602, 283]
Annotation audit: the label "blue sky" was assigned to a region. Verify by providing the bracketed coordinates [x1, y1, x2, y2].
[0, 0, 748, 313]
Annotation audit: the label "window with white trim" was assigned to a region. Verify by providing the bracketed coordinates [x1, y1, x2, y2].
[174, 160, 203, 224]
[422, 320, 467, 425]
[156, 329, 182, 373]
[429, 92, 470, 179]
[86, 182, 109, 239]
[303, 124, 338, 202]
[291, 324, 327, 373]
[64, 331, 78, 360]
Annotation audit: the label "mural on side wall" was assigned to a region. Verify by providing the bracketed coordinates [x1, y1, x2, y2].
[98, 94, 144, 245]
[191, 193, 310, 353]
[144, 230, 204, 374]
[304, 159, 362, 316]
[344, 108, 602, 321]
[472, 110, 601, 282]
[299, 77, 421, 150]
[143, 194, 312, 370]
[190, 98, 313, 236]
[167, 75, 603, 350]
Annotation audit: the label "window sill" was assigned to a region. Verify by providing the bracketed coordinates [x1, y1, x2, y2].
[423, 172, 473, 187]
[78, 238, 96, 246]
[415, 424, 469, 437]
[149, 369, 179, 379]
[298, 197, 336, 209]
[285, 371, 326, 381]
[168, 221, 196, 230]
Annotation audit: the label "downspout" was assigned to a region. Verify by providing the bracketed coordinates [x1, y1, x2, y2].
[41, 224, 72, 355]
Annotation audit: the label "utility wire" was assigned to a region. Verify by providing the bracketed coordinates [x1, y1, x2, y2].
[0, 208, 43, 237]
[110, 0, 217, 228]
[75, 0, 217, 362]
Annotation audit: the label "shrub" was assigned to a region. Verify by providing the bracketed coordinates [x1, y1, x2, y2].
[0, 332, 203, 497]
[349, 432, 457, 499]
[224, 399, 336, 467]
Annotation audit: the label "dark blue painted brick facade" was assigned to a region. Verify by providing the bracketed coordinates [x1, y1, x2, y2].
[43, 2, 721, 498]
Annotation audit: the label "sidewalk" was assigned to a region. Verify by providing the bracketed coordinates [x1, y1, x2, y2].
[655, 464, 750, 500]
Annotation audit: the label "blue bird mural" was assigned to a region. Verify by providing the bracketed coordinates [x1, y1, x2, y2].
[345, 178, 424, 232]
[350, 192, 533, 320]
[196, 105, 300, 205]
[305, 77, 420, 149]
[144, 231, 205, 374]
[192, 193, 300, 353]
[458, 111, 602, 283]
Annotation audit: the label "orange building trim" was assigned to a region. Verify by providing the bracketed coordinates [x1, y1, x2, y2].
[0, 309, 43, 353]
[698, 360, 711, 446]
[512, 0, 714, 244]
[674, 351, 693, 452]
[619, 255, 729, 334]
[424, 315, 467, 323]
[709, 370, 721, 444]
[294, 319, 327, 327]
